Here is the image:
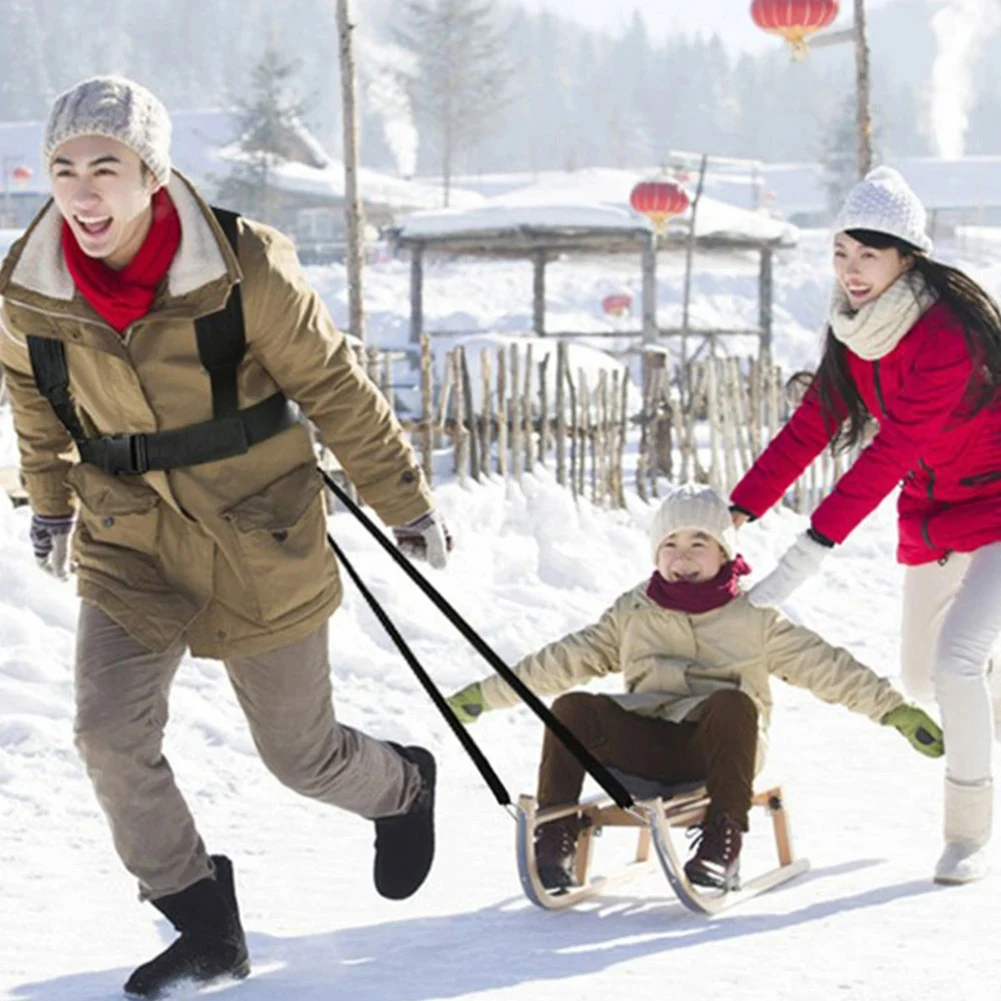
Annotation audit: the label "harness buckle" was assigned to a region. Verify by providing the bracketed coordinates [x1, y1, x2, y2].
[98, 433, 149, 476]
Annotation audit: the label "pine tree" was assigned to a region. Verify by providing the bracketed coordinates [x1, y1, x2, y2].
[395, 0, 511, 205]
[216, 48, 310, 226]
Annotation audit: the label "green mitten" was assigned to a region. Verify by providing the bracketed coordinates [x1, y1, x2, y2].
[882, 704, 945, 759]
[447, 682, 488, 724]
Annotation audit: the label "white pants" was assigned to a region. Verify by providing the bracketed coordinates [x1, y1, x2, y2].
[900, 543, 1001, 785]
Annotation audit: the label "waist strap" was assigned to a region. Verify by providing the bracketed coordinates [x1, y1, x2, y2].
[76, 392, 299, 475]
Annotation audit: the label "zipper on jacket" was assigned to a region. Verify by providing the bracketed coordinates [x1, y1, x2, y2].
[919, 459, 935, 499]
[872, 361, 887, 417]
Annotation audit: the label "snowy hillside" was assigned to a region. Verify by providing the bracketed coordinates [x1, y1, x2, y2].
[5, 232, 1001, 1001]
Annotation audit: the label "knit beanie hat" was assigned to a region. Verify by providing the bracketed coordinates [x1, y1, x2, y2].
[834, 166, 932, 254]
[43, 76, 172, 187]
[649, 483, 738, 562]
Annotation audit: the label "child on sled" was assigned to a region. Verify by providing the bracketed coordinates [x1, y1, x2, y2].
[447, 483, 943, 892]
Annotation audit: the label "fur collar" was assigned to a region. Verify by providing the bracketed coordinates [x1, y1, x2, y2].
[4, 172, 231, 304]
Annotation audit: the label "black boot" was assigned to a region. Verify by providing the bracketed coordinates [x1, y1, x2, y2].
[373, 744, 436, 900]
[124, 855, 250, 999]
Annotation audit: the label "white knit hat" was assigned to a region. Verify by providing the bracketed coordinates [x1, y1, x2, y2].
[834, 166, 932, 255]
[649, 483, 738, 562]
[43, 76, 172, 187]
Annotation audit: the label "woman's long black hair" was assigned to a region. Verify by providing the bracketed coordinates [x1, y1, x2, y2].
[816, 228, 1001, 452]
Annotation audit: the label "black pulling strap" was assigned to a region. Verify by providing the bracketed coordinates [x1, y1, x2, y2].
[318, 468, 635, 812]
[327, 531, 512, 807]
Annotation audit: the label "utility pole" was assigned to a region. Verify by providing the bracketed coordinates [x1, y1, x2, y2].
[853, 0, 873, 177]
[336, 0, 365, 342]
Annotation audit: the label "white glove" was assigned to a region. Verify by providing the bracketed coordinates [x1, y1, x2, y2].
[392, 510, 452, 569]
[30, 512, 74, 580]
[746, 531, 830, 608]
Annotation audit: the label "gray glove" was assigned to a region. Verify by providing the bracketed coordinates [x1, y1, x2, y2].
[392, 510, 452, 569]
[747, 531, 829, 608]
[30, 512, 74, 580]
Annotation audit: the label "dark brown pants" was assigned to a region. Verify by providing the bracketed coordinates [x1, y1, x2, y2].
[537, 689, 758, 829]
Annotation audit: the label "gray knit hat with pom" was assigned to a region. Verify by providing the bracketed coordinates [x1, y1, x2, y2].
[43, 76, 172, 187]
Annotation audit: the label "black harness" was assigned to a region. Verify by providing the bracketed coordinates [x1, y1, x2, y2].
[26, 207, 298, 476]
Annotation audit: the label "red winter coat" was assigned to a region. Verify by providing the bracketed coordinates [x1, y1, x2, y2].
[731, 301, 1001, 565]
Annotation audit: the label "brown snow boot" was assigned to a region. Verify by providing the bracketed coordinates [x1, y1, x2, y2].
[534, 816, 582, 893]
[684, 814, 743, 891]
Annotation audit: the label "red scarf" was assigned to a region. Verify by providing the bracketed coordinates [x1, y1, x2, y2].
[62, 187, 181, 334]
[646, 556, 752, 614]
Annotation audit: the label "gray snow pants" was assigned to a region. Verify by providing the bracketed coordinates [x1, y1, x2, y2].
[73, 602, 421, 900]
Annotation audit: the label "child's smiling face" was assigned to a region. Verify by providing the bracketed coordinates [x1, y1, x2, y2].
[656, 529, 727, 583]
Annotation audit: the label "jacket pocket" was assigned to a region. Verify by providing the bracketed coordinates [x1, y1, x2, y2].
[67, 464, 161, 555]
[221, 462, 331, 622]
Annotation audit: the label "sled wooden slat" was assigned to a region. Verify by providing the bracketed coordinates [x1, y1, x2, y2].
[516, 782, 809, 915]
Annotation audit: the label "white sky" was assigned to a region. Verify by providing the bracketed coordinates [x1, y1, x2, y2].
[517, 0, 896, 54]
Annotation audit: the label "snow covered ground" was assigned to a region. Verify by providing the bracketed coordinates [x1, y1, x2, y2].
[4, 231, 1001, 1000]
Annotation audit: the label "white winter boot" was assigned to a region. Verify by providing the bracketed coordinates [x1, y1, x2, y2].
[934, 777, 993, 885]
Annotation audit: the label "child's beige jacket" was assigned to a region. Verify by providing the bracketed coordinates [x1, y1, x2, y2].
[481, 583, 904, 771]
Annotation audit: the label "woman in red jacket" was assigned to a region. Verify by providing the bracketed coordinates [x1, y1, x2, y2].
[730, 167, 1001, 886]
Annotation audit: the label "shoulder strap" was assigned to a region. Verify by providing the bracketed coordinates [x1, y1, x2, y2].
[27, 334, 86, 443]
[195, 207, 245, 419]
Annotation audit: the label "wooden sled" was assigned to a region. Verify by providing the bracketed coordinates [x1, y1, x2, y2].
[516, 772, 810, 916]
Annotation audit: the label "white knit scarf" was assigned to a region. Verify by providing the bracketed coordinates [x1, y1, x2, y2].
[829, 270, 937, 361]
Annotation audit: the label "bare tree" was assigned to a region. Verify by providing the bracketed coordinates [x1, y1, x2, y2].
[395, 0, 510, 205]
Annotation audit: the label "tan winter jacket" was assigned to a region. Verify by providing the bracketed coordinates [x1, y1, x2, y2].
[0, 172, 432, 658]
[479, 583, 905, 772]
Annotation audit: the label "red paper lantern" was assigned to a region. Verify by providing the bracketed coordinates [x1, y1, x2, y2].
[629, 180, 689, 231]
[601, 293, 633, 317]
[750, 0, 839, 59]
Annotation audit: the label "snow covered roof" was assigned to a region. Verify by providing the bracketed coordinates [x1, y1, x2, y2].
[215, 144, 482, 211]
[396, 167, 797, 252]
[0, 110, 481, 213]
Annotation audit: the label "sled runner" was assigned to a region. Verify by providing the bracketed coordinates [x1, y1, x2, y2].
[516, 772, 810, 916]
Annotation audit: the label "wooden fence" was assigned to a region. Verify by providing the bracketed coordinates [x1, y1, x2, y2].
[396, 336, 851, 513]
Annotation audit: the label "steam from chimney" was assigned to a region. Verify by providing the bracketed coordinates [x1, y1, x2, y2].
[930, 0, 1000, 158]
[358, 37, 419, 179]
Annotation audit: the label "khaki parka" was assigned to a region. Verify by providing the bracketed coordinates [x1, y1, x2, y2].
[0, 173, 433, 658]
[479, 583, 905, 772]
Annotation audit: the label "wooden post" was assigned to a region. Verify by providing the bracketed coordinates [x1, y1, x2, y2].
[617, 371, 628, 507]
[538, 354, 550, 466]
[597, 370, 608, 507]
[707, 356, 722, 493]
[523, 343, 534, 472]
[748, 354, 762, 457]
[636, 363, 651, 503]
[533, 251, 547, 337]
[497, 347, 508, 480]
[728, 357, 751, 475]
[481, 348, 493, 479]
[759, 246, 774, 367]
[510, 347, 522, 485]
[420, 333, 433, 484]
[854, 0, 873, 178]
[453, 350, 468, 486]
[681, 154, 709, 404]
[435, 349, 453, 449]
[336, 0, 365, 342]
[567, 364, 579, 501]
[556, 341, 568, 486]
[459, 347, 479, 481]
[409, 244, 424, 346]
[641, 232, 657, 345]
[580, 371, 594, 503]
